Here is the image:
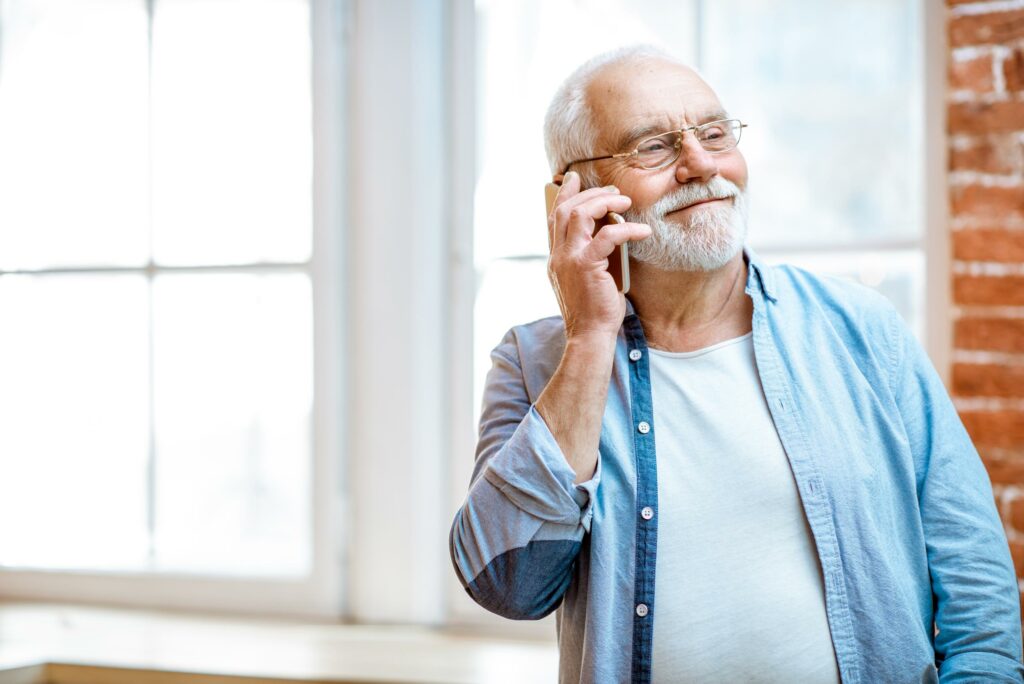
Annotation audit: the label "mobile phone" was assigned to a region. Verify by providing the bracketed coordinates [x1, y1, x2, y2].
[545, 180, 631, 294]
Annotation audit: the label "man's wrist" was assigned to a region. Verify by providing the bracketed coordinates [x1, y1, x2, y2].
[564, 331, 618, 358]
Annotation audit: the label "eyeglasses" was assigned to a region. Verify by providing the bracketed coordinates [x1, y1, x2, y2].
[560, 118, 747, 175]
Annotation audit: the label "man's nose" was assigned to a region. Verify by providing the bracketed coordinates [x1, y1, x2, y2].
[673, 133, 719, 184]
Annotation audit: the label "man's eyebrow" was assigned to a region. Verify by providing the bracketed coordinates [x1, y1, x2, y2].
[612, 110, 730, 151]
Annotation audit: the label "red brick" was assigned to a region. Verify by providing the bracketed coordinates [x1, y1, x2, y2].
[950, 54, 995, 92]
[1010, 540, 1024, 576]
[980, 449, 1024, 483]
[949, 146, 999, 174]
[949, 101, 1024, 135]
[953, 229, 1024, 261]
[949, 137, 1024, 175]
[949, 9, 1024, 46]
[953, 275, 1024, 305]
[956, 317, 1024, 353]
[1005, 47, 1024, 91]
[953, 362, 1024, 397]
[1010, 497, 1024, 531]
[950, 184, 1024, 218]
[960, 410, 1024, 448]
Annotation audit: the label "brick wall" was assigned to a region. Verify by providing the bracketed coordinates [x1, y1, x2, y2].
[945, 1, 1024, 589]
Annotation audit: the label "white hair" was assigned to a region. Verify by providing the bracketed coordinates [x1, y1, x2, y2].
[543, 45, 688, 186]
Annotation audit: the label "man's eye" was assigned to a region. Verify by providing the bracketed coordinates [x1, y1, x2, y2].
[701, 126, 726, 140]
[638, 139, 671, 154]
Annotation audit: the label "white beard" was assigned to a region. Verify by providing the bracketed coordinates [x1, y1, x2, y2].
[622, 176, 749, 272]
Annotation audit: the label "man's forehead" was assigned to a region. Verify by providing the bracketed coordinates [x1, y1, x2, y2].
[585, 59, 723, 147]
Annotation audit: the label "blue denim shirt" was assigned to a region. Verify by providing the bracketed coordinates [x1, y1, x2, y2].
[449, 250, 1023, 683]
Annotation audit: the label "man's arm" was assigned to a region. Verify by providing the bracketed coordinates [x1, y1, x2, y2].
[535, 172, 649, 484]
[889, 308, 1024, 681]
[535, 333, 617, 484]
[448, 329, 607, 619]
[449, 173, 649, 619]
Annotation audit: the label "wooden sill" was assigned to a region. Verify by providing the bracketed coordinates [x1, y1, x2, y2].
[0, 603, 557, 684]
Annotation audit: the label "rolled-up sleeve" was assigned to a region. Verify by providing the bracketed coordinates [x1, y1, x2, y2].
[888, 309, 1024, 681]
[449, 329, 600, 620]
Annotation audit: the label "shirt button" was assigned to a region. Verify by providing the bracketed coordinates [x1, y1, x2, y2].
[636, 603, 649, 617]
[629, 349, 642, 361]
[637, 421, 650, 434]
[640, 506, 654, 520]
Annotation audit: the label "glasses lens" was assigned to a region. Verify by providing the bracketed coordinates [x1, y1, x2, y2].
[698, 120, 741, 152]
[635, 132, 680, 170]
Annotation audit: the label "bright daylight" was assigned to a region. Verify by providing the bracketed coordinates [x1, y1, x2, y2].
[0, 0, 1022, 682]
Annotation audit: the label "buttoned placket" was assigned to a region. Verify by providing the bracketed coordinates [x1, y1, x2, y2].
[624, 312, 659, 684]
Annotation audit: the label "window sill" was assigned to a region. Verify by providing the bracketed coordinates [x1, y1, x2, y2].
[0, 602, 557, 683]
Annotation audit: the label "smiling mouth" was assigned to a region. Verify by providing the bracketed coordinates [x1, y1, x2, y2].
[668, 197, 731, 214]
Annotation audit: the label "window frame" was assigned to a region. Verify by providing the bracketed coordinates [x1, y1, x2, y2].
[0, 0, 347, 619]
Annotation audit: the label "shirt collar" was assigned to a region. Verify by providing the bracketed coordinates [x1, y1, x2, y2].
[623, 245, 777, 319]
[744, 246, 778, 303]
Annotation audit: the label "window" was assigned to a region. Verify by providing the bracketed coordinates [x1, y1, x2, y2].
[0, 0, 343, 613]
[457, 0, 936, 627]
[0, 0, 943, 628]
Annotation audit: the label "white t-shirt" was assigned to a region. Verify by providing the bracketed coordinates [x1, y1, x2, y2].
[648, 332, 841, 683]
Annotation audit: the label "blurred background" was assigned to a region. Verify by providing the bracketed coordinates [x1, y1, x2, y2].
[0, 0, 1020, 681]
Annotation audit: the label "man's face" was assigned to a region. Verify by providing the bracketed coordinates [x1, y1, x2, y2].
[585, 60, 750, 271]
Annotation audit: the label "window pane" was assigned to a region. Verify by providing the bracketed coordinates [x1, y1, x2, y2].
[152, 273, 312, 576]
[151, 0, 312, 266]
[702, 0, 922, 248]
[0, 274, 149, 569]
[0, 0, 149, 269]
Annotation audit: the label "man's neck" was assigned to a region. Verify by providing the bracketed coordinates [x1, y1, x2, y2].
[626, 251, 753, 353]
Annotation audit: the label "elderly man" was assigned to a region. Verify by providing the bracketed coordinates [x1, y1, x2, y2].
[449, 46, 1022, 683]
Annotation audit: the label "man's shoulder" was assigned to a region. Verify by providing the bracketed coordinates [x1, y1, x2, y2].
[492, 314, 568, 364]
[764, 261, 901, 323]
[753, 260, 914, 392]
[754, 260, 909, 370]
[487, 315, 568, 395]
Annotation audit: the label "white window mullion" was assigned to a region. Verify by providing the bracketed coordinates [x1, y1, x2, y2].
[145, 0, 158, 569]
[345, 0, 449, 625]
[922, 0, 951, 385]
[309, 0, 348, 619]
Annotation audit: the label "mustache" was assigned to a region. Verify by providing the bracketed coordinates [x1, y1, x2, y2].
[652, 177, 741, 216]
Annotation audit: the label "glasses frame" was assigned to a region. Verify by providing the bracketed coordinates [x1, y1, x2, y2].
[559, 118, 748, 176]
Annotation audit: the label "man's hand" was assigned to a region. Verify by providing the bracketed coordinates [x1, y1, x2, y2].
[538, 171, 651, 483]
[547, 171, 651, 341]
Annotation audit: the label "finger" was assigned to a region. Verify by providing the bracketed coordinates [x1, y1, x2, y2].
[548, 172, 580, 248]
[551, 170, 581, 211]
[550, 175, 619, 246]
[584, 222, 652, 260]
[547, 212, 555, 253]
[563, 194, 634, 246]
[552, 182, 622, 221]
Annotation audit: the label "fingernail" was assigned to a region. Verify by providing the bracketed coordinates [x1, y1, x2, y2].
[565, 171, 578, 182]
[604, 185, 618, 193]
